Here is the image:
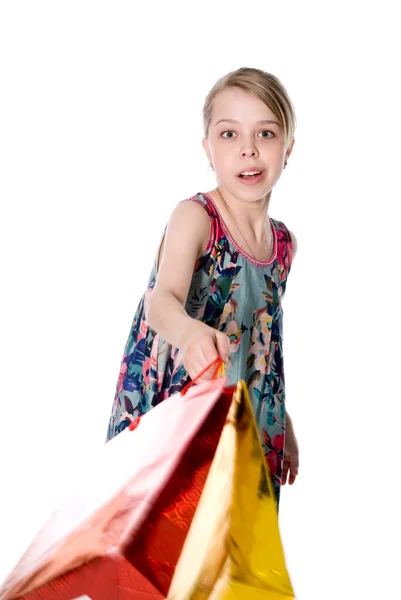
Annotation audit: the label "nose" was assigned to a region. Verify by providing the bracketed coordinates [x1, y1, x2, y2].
[240, 139, 259, 158]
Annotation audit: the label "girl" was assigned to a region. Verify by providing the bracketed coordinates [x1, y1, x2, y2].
[106, 67, 299, 504]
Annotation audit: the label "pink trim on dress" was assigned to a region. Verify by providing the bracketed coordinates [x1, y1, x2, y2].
[203, 193, 278, 267]
[181, 196, 216, 255]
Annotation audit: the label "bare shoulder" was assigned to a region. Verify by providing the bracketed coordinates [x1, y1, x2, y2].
[167, 199, 211, 250]
[288, 229, 298, 258]
[156, 199, 211, 277]
[172, 198, 211, 225]
[154, 199, 211, 305]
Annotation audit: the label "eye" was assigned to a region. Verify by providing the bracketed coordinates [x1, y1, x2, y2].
[258, 130, 275, 139]
[221, 131, 236, 139]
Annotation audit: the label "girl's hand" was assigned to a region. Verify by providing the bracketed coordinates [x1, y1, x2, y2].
[282, 412, 299, 485]
[181, 322, 230, 382]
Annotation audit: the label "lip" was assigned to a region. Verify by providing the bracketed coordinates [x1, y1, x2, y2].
[236, 168, 265, 186]
[237, 167, 264, 177]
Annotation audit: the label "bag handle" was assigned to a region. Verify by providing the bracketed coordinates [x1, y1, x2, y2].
[128, 358, 226, 430]
[180, 357, 226, 396]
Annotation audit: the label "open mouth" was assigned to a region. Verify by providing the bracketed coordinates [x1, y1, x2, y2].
[238, 170, 263, 181]
[238, 170, 263, 184]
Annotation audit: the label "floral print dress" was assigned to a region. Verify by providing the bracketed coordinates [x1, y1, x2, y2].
[106, 192, 293, 502]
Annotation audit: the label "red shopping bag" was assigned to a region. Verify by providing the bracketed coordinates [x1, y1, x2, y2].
[0, 372, 233, 600]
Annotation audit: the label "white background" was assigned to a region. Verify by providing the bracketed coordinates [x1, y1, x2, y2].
[1, 1, 400, 598]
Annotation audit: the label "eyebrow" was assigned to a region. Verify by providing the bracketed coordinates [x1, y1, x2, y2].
[214, 118, 281, 127]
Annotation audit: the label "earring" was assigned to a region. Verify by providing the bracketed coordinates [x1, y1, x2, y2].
[209, 163, 214, 171]
[284, 159, 288, 169]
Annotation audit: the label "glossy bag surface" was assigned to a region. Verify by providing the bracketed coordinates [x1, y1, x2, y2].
[0, 378, 232, 600]
[0, 376, 294, 600]
[168, 381, 294, 599]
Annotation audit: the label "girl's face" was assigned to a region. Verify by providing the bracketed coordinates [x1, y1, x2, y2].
[203, 87, 294, 203]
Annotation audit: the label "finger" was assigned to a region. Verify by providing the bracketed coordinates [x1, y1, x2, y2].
[185, 340, 218, 382]
[288, 461, 299, 485]
[281, 459, 290, 485]
[197, 372, 214, 383]
[199, 337, 221, 369]
[185, 352, 211, 380]
[197, 357, 220, 382]
[215, 331, 230, 362]
[189, 360, 214, 382]
[194, 345, 223, 382]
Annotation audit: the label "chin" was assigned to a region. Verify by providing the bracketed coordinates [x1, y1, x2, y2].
[232, 183, 272, 203]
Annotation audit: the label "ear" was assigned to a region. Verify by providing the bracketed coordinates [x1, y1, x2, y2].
[202, 137, 212, 166]
[286, 137, 295, 160]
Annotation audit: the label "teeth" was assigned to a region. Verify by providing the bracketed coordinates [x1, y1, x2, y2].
[241, 171, 261, 176]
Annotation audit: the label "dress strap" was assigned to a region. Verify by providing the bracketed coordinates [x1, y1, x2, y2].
[180, 193, 219, 254]
[271, 219, 294, 276]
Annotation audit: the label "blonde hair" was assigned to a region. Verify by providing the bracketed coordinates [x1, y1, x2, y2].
[203, 67, 296, 148]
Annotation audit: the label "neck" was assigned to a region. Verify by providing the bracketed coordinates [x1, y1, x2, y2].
[213, 186, 271, 241]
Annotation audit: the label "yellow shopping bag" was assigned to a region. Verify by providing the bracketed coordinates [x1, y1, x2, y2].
[168, 378, 294, 599]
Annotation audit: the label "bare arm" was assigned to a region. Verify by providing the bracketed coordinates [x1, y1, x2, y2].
[146, 201, 229, 379]
[282, 228, 299, 485]
[289, 229, 297, 258]
[146, 200, 209, 347]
